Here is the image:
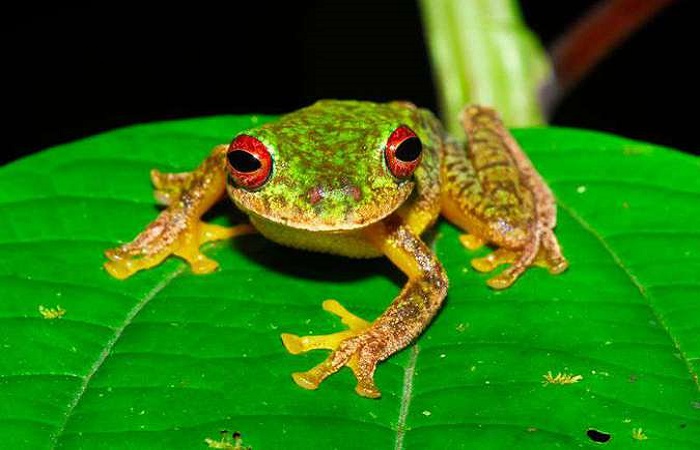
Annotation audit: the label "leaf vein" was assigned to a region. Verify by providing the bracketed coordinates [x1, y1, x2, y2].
[49, 266, 185, 447]
[394, 345, 419, 450]
[556, 201, 700, 391]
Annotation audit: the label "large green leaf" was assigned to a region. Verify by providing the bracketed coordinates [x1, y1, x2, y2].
[1, 116, 698, 449]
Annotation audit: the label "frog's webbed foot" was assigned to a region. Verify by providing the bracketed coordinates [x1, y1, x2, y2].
[470, 227, 568, 289]
[281, 300, 387, 398]
[104, 211, 254, 279]
[444, 105, 569, 289]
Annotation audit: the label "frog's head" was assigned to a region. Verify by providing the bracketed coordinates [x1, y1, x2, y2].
[225, 100, 430, 231]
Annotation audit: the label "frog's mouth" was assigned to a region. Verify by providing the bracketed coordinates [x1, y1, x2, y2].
[227, 181, 414, 232]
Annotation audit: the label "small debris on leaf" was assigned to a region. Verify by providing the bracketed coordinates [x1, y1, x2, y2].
[632, 428, 648, 441]
[205, 430, 251, 449]
[39, 305, 66, 319]
[542, 371, 583, 386]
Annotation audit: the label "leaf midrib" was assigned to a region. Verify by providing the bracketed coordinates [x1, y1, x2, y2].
[49, 266, 186, 447]
[394, 345, 419, 450]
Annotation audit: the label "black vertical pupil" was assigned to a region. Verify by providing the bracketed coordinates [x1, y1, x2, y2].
[227, 150, 261, 173]
[395, 137, 422, 162]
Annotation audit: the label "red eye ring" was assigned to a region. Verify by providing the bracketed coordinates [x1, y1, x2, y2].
[385, 125, 422, 179]
[226, 135, 273, 190]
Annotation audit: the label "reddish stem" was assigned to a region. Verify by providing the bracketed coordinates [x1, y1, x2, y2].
[545, 0, 675, 110]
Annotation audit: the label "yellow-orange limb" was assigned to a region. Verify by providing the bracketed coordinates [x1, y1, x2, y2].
[104, 145, 256, 279]
[280, 218, 447, 398]
[441, 105, 568, 289]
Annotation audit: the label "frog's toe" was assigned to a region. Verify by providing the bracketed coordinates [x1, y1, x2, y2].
[281, 301, 369, 355]
[470, 229, 568, 289]
[485, 268, 519, 290]
[355, 379, 381, 399]
[150, 169, 192, 206]
[280, 329, 352, 355]
[288, 337, 383, 398]
[199, 223, 254, 243]
[103, 248, 169, 280]
[540, 229, 569, 275]
[291, 370, 323, 390]
[280, 333, 306, 355]
[177, 250, 219, 274]
[470, 248, 516, 273]
[104, 259, 137, 280]
[282, 300, 383, 397]
[548, 258, 569, 274]
[537, 251, 568, 275]
[350, 342, 383, 398]
[459, 233, 485, 250]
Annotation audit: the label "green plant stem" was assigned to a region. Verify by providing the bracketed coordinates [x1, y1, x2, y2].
[419, 0, 550, 133]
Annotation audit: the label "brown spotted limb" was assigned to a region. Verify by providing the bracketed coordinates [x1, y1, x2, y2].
[441, 105, 568, 289]
[281, 218, 448, 398]
[104, 145, 255, 279]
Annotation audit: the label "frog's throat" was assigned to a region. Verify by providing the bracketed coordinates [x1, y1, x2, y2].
[228, 182, 414, 232]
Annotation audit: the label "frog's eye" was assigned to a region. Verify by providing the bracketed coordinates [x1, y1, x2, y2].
[226, 134, 273, 190]
[385, 125, 422, 179]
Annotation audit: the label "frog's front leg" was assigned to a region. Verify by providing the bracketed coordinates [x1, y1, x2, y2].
[280, 218, 447, 398]
[104, 145, 255, 279]
[441, 105, 568, 289]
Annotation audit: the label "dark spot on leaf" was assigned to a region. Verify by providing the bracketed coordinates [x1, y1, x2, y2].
[587, 429, 611, 443]
[233, 431, 241, 439]
[680, 423, 687, 428]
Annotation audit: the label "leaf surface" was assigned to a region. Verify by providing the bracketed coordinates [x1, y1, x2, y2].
[1, 116, 699, 449]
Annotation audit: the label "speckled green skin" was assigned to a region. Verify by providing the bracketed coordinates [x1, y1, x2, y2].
[227, 100, 443, 257]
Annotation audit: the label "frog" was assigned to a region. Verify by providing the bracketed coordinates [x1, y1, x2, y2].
[104, 100, 568, 398]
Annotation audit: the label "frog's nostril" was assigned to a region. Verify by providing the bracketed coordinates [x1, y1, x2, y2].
[343, 184, 362, 201]
[307, 186, 325, 205]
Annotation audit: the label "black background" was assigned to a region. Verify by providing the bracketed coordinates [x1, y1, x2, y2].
[3, 1, 696, 165]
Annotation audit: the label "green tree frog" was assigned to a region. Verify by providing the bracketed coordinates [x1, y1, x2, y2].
[104, 101, 568, 398]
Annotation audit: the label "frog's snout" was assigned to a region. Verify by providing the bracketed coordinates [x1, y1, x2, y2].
[306, 183, 363, 206]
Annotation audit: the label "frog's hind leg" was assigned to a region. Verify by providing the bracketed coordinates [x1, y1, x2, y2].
[440, 105, 568, 289]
